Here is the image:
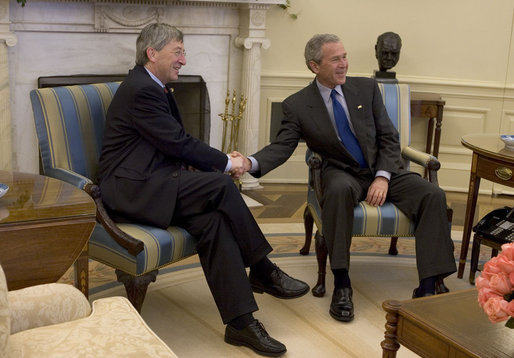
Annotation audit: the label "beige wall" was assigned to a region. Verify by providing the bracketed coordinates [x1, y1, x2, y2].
[256, 0, 514, 195]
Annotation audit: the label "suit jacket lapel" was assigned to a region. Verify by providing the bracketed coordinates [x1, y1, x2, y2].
[164, 84, 183, 126]
[305, 81, 342, 146]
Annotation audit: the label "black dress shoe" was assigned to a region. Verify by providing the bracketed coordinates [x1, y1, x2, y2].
[250, 265, 309, 299]
[225, 320, 287, 357]
[329, 287, 354, 322]
[412, 288, 435, 298]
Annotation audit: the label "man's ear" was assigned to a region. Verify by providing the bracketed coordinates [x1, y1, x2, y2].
[309, 60, 319, 74]
[146, 47, 157, 63]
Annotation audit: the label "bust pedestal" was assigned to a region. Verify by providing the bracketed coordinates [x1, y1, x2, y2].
[373, 70, 398, 83]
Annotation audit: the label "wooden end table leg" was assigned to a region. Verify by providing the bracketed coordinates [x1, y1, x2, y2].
[458, 153, 480, 278]
[469, 234, 482, 284]
[74, 244, 89, 298]
[381, 300, 401, 358]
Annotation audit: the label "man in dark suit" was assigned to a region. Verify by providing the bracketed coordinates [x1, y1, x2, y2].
[97, 22, 309, 357]
[238, 33, 456, 323]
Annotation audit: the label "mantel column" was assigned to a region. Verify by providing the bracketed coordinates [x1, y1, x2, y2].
[0, 0, 16, 171]
[235, 5, 271, 190]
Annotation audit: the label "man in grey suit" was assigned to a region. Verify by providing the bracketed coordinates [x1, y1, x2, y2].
[237, 34, 456, 322]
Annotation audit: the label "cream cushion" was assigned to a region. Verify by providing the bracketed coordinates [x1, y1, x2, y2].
[0, 265, 10, 354]
[7, 296, 177, 357]
[9, 283, 91, 334]
[0, 262, 176, 357]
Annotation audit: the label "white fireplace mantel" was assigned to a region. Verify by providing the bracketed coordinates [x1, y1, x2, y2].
[2, 0, 284, 188]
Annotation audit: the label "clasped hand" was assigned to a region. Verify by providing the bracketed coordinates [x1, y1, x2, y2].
[229, 151, 251, 179]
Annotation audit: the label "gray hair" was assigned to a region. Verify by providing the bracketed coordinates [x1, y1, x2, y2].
[304, 34, 341, 72]
[135, 23, 184, 66]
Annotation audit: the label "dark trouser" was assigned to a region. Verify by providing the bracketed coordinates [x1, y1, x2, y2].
[321, 167, 456, 281]
[171, 171, 272, 324]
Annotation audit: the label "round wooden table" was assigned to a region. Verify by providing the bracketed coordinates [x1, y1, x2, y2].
[458, 134, 514, 279]
[0, 171, 96, 291]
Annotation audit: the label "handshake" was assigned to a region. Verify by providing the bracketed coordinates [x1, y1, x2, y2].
[228, 151, 252, 179]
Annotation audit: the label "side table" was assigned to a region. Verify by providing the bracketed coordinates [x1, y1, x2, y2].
[0, 171, 96, 294]
[458, 134, 514, 279]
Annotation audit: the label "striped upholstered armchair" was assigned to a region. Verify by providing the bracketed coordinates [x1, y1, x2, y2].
[30, 82, 197, 311]
[300, 83, 451, 297]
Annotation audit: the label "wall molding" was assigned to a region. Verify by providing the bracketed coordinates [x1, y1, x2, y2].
[259, 71, 514, 194]
[261, 70, 512, 98]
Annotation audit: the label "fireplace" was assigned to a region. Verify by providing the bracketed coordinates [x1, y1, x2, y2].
[4, 0, 284, 189]
[37, 74, 211, 144]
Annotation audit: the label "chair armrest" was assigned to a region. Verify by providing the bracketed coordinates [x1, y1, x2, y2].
[44, 167, 93, 189]
[307, 151, 323, 203]
[43, 168, 145, 256]
[85, 184, 145, 256]
[8, 283, 91, 334]
[401, 146, 440, 185]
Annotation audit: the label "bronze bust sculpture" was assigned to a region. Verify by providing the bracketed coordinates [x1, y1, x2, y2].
[374, 32, 402, 82]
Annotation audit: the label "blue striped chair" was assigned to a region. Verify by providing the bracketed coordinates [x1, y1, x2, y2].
[30, 82, 198, 311]
[300, 83, 451, 296]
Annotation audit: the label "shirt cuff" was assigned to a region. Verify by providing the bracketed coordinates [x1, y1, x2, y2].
[375, 170, 391, 181]
[248, 156, 259, 173]
[225, 154, 232, 172]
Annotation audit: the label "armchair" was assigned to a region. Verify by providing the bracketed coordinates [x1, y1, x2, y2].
[300, 83, 451, 296]
[30, 82, 198, 311]
[0, 264, 177, 357]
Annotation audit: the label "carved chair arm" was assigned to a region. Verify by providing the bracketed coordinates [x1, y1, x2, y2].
[43, 168, 144, 256]
[401, 146, 440, 185]
[307, 151, 323, 203]
[84, 184, 144, 256]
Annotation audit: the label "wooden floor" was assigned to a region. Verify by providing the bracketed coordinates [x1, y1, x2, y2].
[245, 183, 513, 229]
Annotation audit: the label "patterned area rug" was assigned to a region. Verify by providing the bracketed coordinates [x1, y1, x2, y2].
[87, 253, 476, 358]
[55, 225, 490, 357]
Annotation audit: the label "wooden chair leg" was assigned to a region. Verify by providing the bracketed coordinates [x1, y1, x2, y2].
[300, 206, 314, 255]
[312, 231, 327, 297]
[116, 269, 158, 313]
[388, 237, 399, 256]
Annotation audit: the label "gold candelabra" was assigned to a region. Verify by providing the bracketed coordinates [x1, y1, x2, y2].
[220, 89, 247, 153]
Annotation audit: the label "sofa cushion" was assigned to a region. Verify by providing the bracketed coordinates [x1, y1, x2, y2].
[9, 283, 91, 334]
[7, 296, 177, 357]
[0, 265, 9, 355]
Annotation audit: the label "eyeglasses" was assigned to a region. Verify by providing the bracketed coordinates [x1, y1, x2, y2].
[173, 50, 186, 58]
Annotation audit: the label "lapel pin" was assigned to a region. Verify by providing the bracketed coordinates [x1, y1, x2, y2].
[357, 105, 363, 109]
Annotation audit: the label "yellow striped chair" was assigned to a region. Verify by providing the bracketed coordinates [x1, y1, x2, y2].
[301, 83, 451, 296]
[30, 82, 198, 311]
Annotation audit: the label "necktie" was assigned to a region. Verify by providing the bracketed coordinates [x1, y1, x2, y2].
[330, 89, 367, 167]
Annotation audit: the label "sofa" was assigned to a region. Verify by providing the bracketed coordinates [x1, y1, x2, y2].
[0, 264, 177, 357]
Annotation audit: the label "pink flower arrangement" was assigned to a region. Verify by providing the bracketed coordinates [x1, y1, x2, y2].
[476, 242, 514, 328]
